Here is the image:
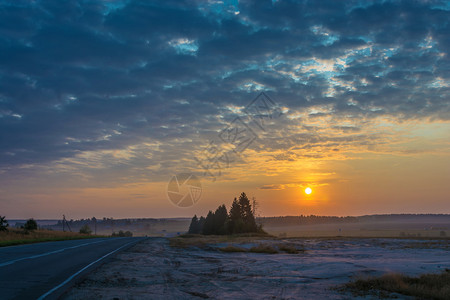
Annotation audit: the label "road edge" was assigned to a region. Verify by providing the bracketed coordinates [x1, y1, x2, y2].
[40, 237, 147, 300]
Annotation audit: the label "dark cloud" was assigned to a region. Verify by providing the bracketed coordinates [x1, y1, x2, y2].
[0, 0, 448, 177]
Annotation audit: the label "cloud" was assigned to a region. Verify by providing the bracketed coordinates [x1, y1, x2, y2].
[0, 0, 448, 187]
[260, 184, 285, 190]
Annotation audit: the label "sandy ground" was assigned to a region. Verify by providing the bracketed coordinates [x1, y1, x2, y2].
[64, 237, 450, 299]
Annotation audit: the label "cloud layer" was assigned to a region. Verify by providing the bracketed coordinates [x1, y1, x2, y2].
[0, 0, 449, 190]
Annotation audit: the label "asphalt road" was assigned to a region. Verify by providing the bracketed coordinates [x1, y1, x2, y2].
[0, 237, 145, 299]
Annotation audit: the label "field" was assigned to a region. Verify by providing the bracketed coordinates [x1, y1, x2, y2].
[0, 229, 104, 247]
[63, 236, 450, 299]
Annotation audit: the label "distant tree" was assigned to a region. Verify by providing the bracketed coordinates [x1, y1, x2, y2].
[202, 211, 215, 235]
[24, 219, 38, 231]
[238, 192, 257, 233]
[227, 197, 241, 234]
[79, 224, 92, 234]
[188, 215, 200, 234]
[229, 197, 241, 221]
[124, 230, 133, 237]
[214, 205, 228, 235]
[0, 216, 8, 231]
[198, 216, 206, 233]
[189, 192, 262, 236]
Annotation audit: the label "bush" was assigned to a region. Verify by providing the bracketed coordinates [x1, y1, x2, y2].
[0, 216, 8, 231]
[79, 224, 92, 234]
[112, 230, 133, 237]
[24, 219, 38, 231]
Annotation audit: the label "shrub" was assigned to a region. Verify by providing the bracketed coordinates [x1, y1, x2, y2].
[79, 224, 92, 234]
[112, 230, 133, 237]
[24, 219, 38, 231]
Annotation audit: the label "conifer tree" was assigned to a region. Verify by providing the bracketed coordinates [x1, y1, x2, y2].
[238, 192, 257, 232]
[188, 215, 199, 234]
[214, 205, 228, 234]
[202, 211, 215, 235]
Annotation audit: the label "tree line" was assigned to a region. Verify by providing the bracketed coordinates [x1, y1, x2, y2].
[188, 192, 263, 235]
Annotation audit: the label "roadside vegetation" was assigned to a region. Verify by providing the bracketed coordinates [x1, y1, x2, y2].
[340, 269, 450, 299]
[0, 216, 106, 247]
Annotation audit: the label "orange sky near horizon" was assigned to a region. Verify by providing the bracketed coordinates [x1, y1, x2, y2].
[3, 119, 449, 220]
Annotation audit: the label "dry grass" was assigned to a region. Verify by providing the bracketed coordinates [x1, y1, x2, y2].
[277, 243, 304, 254]
[168, 233, 273, 248]
[342, 269, 450, 299]
[249, 243, 278, 254]
[0, 229, 104, 247]
[170, 234, 306, 255]
[219, 245, 247, 253]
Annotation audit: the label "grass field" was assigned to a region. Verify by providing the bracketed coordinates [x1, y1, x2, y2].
[0, 229, 106, 247]
[341, 269, 450, 299]
[264, 223, 449, 238]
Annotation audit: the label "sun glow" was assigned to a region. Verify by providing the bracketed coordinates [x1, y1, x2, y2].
[305, 187, 312, 195]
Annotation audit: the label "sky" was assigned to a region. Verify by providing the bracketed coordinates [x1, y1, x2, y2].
[0, 0, 449, 219]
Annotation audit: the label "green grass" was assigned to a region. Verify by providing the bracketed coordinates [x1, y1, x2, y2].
[341, 269, 450, 299]
[0, 229, 107, 247]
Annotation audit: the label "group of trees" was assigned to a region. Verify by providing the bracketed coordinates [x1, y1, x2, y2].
[0, 216, 8, 231]
[0, 216, 38, 232]
[188, 192, 261, 235]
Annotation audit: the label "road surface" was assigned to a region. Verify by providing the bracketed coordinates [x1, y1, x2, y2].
[0, 237, 145, 299]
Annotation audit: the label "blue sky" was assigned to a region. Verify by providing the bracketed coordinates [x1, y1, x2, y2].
[0, 0, 449, 218]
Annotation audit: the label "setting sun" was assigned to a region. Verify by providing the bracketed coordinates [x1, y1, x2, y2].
[305, 187, 312, 195]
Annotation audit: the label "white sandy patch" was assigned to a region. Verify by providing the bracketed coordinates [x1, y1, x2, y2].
[64, 238, 450, 299]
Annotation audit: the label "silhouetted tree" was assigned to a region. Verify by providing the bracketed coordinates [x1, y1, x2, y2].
[214, 205, 228, 235]
[0, 216, 8, 231]
[238, 192, 257, 233]
[189, 192, 262, 236]
[188, 215, 200, 234]
[198, 216, 206, 233]
[24, 219, 38, 231]
[202, 211, 215, 235]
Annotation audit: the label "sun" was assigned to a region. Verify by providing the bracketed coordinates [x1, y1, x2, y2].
[305, 187, 312, 195]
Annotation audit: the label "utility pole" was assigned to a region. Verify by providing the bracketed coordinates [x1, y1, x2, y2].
[63, 215, 72, 232]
